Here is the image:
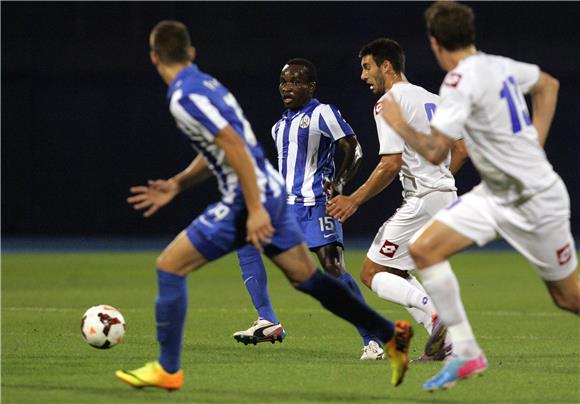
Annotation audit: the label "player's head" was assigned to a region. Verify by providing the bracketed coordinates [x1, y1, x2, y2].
[424, 2, 476, 70]
[149, 20, 196, 82]
[358, 38, 405, 94]
[279, 58, 317, 110]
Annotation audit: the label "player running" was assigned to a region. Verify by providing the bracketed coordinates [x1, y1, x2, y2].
[117, 20, 413, 391]
[327, 38, 468, 361]
[233, 58, 384, 360]
[380, 1, 579, 391]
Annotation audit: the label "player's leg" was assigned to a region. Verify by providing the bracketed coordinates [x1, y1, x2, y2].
[268, 243, 413, 385]
[116, 230, 206, 390]
[412, 190, 497, 391]
[361, 260, 436, 332]
[494, 179, 579, 314]
[233, 245, 286, 345]
[315, 243, 381, 358]
[362, 194, 452, 346]
[266, 200, 413, 385]
[117, 201, 241, 390]
[545, 271, 580, 314]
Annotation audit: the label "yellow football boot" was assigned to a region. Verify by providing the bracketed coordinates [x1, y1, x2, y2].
[115, 361, 183, 390]
[386, 320, 414, 387]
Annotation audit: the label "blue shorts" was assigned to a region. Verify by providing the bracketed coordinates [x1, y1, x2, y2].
[186, 193, 304, 261]
[287, 203, 343, 250]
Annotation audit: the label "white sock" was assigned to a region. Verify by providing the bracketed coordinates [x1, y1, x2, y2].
[371, 271, 437, 322]
[405, 307, 433, 334]
[406, 274, 435, 332]
[419, 261, 481, 358]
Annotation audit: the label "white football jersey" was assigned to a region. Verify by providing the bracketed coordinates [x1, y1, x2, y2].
[374, 82, 456, 197]
[431, 52, 559, 205]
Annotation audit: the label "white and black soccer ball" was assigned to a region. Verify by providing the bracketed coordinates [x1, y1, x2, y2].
[81, 305, 126, 349]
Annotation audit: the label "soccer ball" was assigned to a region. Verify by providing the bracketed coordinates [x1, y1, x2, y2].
[81, 305, 126, 349]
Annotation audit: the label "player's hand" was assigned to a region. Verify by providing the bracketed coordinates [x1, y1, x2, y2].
[246, 206, 274, 252]
[127, 179, 179, 218]
[381, 94, 407, 133]
[326, 195, 359, 223]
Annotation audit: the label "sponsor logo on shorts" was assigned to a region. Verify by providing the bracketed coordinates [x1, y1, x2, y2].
[556, 243, 572, 266]
[379, 240, 399, 258]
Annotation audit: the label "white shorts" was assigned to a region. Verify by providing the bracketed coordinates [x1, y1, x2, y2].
[367, 190, 457, 270]
[435, 179, 577, 281]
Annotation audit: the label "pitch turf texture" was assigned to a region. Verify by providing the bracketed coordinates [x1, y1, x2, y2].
[2, 251, 579, 403]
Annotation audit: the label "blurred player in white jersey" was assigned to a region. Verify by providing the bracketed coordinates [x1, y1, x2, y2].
[381, 1, 579, 392]
[327, 38, 468, 361]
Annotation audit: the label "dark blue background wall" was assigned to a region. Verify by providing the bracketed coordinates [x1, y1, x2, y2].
[2, 2, 579, 239]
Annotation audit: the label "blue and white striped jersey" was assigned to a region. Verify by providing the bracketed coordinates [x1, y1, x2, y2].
[167, 64, 283, 204]
[271, 99, 354, 206]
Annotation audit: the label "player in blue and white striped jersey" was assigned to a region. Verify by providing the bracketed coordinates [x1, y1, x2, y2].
[117, 21, 413, 390]
[234, 59, 385, 360]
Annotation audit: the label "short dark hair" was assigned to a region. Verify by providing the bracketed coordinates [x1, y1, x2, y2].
[286, 58, 317, 83]
[358, 38, 406, 74]
[425, 2, 476, 51]
[150, 20, 192, 64]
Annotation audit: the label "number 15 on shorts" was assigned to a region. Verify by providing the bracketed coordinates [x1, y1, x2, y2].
[318, 216, 335, 232]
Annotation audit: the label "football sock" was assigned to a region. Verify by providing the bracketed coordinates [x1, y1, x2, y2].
[156, 269, 188, 374]
[371, 271, 437, 319]
[419, 261, 481, 358]
[297, 269, 394, 344]
[338, 272, 375, 345]
[237, 246, 279, 324]
[406, 274, 435, 332]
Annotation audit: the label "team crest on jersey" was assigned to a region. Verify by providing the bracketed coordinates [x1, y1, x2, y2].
[299, 115, 310, 128]
[374, 101, 383, 115]
[443, 72, 463, 87]
[379, 240, 399, 258]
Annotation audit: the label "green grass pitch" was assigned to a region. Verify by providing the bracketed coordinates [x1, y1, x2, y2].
[2, 251, 579, 403]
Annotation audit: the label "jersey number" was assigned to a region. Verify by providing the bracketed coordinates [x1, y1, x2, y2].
[424, 103, 437, 122]
[499, 76, 532, 134]
[318, 217, 335, 232]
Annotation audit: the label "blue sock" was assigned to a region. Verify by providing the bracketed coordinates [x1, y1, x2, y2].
[156, 269, 187, 374]
[297, 270, 394, 344]
[339, 272, 375, 345]
[237, 246, 279, 324]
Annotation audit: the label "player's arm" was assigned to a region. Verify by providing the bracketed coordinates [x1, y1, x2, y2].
[327, 153, 401, 223]
[171, 154, 213, 191]
[325, 136, 363, 198]
[381, 95, 454, 165]
[127, 154, 213, 218]
[528, 71, 559, 147]
[449, 138, 468, 175]
[214, 125, 274, 251]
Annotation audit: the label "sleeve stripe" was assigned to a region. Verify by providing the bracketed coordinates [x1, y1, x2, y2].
[319, 104, 352, 140]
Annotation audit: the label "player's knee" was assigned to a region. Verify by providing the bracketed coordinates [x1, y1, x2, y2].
[156, 253, 187, 274]
[408, 240, 429, 268]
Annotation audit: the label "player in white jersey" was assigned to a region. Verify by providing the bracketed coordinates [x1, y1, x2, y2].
[380, 1, 579, 391]
[327, 38, 468, 360]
